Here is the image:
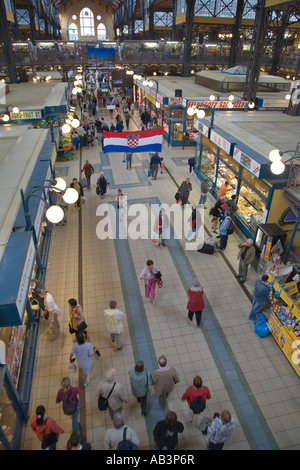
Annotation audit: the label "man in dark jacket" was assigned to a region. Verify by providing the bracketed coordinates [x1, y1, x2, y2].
[150, 152, 161, 180]
[141, 109, 150, 129]
[236, 239, 256, 283]
[249, 275, 271, 320]
[153, 411, 184, 450]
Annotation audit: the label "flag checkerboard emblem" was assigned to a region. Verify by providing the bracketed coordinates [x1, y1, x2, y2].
[127, 134, 140, 149]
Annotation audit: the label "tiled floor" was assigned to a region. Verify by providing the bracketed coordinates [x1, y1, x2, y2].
[22, 106, 300, 451]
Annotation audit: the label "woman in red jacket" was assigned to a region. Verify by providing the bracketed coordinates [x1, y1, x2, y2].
[31, 405, 64, 450]
[187, 279, 205, 327]
[181, 376, 211, 425]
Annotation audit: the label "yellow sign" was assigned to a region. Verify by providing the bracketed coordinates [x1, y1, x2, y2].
[268, 312, 300, 377]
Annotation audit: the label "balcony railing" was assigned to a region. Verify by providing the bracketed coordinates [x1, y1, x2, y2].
[0, 40, 297, 72]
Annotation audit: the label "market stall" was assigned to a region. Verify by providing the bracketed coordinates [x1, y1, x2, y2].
[193, 116, 290, 240]
[257, 250, 300, 378]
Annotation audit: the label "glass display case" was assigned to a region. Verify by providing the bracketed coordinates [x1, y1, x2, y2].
[238, 168, 269, 232]
[216, 153, 239, 197]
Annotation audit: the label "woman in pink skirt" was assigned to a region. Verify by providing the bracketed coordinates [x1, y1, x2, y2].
[139, 260, 160, 305]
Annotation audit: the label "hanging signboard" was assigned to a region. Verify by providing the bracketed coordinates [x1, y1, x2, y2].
[233, 146, 261, 177]
[187, 100, 248, 109]
[10, 110, 42, 120]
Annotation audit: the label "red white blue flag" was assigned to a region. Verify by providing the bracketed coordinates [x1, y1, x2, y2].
[103, 127, 164, 153]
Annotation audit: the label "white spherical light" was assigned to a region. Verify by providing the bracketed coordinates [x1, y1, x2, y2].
[61, 123, 71, 134]
[197, 109, 205, 119]
[52, 177, 67, 192]
[269, 149, 282, 162]
[63, 188, 79, 204]
[72, 119, 80, 129]
[187, 107, 195, 117]
[46, 205, 64, 223]
[270, 160, 285, 175]
[12, 106, 19, 113]
[2, 114, 9, 122]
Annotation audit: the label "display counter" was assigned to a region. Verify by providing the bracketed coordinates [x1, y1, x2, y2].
[267, 274, 300, 378]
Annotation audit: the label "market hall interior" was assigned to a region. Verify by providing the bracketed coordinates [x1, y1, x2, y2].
[0, 69, 299, 450]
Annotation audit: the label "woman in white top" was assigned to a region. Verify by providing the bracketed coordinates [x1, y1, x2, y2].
[38, 289, 62, 341]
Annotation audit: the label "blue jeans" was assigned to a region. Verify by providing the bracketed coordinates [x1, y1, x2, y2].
[219, 234, 228, 251]
[72, 403, 80, 432]
[249, 300, 263, 320]
[199, 193, 207, 205]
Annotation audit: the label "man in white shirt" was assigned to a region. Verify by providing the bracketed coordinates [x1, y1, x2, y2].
[104, 414, 139, 450]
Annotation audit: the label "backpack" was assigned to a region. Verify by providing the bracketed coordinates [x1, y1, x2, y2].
[117, 427, 139, 450]
[62, 388, 78, 415]
[227, 219, 235, 235]
[189, 396, 206, 414]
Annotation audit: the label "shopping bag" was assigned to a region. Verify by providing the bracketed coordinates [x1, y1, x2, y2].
[254, 312, 270, 338]
[80, 177, 88, 188]
[147, 168, 152, 177]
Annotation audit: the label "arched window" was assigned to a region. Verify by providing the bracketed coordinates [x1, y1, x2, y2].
[97, 23, 107, 40]
[68, 23, 78, 40]
[80, 7, 95, 36]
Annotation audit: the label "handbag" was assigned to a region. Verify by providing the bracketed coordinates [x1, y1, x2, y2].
[41, 429, 58, 449]
[30, 299, 40, 310]
[96, 185, 100, 195]
[77, 321, 88, 332]
[98, 382, 116, 411]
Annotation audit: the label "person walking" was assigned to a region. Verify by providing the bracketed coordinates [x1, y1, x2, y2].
[152, 355, 179, 410]
[116, 119, 124, 132]
[153, 209, 170, 246]
[178, 178, 192, 207]
[96, 172, 108, 198]
[31, 405, 64, 450]
[236, 239, 256, 284]
[216, 209, 232, 253]
[96, 368, 128, 420]
[128, 360, 153, 416]
[188, 157, 196, 174]
[153, 411, 184, 450]
[70, 331, 95, 387]
[38, 289, 62, 341]
[104, 414, 139, 450]
[207, 410, 238, 450]
[125, 152, 133, 169]
[68, 298, 87, 338]
[116, 189, 127, 220]
[181, 376, 211, 426]
[186, 207, 202, 241]
[70, 178, 84, 208]
[199, 178, 210, 207]
[139, 260, 160, 305]
[68, 431, 92, 450]
[104, 300, 125, 351]
[124, 109, 131, 129]
[56, 377, 81, 432]
[150, 152, 161, 180]
[187, 279, 205, 327]
[141, 109, 150, 129]
[81, 160, 94, 190]
[249, 274, 271, 320]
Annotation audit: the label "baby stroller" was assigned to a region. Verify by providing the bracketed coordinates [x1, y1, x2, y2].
[154, 271, 163, 288]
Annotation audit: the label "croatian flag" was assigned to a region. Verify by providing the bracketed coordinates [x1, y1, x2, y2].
[103, 127, 164, 153]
